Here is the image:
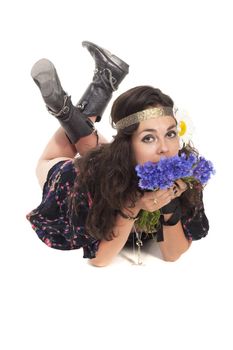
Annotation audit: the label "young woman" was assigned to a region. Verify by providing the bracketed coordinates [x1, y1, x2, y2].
[27, 41, 209, 267]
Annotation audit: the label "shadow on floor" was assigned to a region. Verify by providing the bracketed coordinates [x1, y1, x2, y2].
[119, 238, 163, 264]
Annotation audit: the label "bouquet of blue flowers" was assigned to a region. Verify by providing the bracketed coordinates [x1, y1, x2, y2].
[135, 152, 215, 233]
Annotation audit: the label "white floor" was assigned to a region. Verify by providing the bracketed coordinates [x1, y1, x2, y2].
[1, 1, 233, 349]
[2, 203, 232, 350]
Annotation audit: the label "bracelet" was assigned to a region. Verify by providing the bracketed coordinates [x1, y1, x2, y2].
[161, 206, 182, 226]
[160, 198, 180, 214]
[118, 210, 139, 221]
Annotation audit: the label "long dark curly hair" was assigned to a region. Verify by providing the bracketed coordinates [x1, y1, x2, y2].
[71, 86, 202, 240]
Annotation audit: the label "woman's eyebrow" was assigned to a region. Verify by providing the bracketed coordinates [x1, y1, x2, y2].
[167, 124, 177, 130]
[138, 124, 177, 135]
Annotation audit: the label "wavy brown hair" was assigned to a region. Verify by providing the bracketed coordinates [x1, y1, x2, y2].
[71, 86, 201, 240]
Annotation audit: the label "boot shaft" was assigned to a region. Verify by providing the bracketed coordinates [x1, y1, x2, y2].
[48, 95, 96, 144]
[77, 82, 112, 121]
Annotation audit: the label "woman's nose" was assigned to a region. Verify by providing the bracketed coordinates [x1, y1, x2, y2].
[157, 138, 169, 154]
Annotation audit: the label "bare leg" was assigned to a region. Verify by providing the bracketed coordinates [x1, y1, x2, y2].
[36, 116, 108, 188]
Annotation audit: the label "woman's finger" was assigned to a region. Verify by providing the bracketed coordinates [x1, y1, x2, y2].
[175, 179, 188, 191]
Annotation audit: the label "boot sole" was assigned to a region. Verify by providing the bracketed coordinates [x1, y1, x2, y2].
[82, 41, 129, 73]
[31, 59, 58, 98]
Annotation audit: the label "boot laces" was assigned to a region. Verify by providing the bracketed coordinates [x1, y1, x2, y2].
[94, 68, 117, 91]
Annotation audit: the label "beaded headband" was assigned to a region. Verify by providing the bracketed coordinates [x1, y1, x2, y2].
[115, 107, 175, 130]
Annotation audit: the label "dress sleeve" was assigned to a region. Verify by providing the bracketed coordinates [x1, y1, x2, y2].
[181, 205, 209, 241]
[156, 192, 209, 242]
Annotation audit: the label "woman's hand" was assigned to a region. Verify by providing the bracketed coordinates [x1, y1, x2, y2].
[135, 188, 175, 213]
[122, 179, 188, 216]
[134, 179, 188, 213]
[173, 179, 188, 197]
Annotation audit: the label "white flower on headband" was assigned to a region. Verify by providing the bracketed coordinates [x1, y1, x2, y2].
[174, 107, 195, 145]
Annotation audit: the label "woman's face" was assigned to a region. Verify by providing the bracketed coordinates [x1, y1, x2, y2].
[131, 116, 180, 164]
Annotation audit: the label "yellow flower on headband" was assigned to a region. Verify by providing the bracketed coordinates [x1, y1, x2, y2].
[178, 120, 187, 136]
[174, 108, 195, 144]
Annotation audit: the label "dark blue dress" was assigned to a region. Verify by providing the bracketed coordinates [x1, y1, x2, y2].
[26, 160, 100, 258]
[26, 160, 209, 259]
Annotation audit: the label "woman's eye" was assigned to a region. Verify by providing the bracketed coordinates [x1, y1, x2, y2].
[167, 130, 177, 138]
[142, 135, 155, 143]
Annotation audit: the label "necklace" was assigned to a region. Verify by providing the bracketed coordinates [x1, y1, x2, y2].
[133, 224, 143, 265]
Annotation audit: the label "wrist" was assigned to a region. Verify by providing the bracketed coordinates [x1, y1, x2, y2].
[161, 206, 182, 226]
[163, 213, 173, 222]
[118, 208, 140, 221]
[160, 198, 180, 214]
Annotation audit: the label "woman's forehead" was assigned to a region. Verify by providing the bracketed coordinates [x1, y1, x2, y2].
[136, 116, 177, 132]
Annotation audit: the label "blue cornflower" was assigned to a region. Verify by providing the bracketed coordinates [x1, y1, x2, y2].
[192, 157, 215, 184]
[135, 152, 215, 234]
[135, 152, 200, 190]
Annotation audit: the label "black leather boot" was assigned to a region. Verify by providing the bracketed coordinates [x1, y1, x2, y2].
[31, 58, 95, 144]
[77, 41, 129, 122]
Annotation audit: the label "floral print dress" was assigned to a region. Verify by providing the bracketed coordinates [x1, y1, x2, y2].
[26, 160, 209, 259]
[26, 160, 100, 259]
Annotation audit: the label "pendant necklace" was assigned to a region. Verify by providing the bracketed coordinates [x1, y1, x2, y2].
[133, 224, 143, 265]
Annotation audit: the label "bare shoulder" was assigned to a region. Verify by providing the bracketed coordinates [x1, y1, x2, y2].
[36, 157, 73, 189]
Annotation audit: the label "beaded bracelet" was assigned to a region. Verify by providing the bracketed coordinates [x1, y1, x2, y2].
[118, 210, 139, 221]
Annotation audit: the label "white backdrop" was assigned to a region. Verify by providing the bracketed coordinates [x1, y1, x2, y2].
[1, 0, 232, 349]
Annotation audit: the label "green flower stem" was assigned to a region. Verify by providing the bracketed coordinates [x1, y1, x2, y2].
[136, 209, 161, 233]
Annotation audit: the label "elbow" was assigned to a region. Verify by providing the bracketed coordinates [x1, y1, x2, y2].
[162, 241, 192, 262]
[89, 258, 112, 268]
[162, 254, 182, 262]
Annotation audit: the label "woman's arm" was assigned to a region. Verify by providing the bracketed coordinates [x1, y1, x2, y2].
[90, 207, 190, 267]
[90, 212, 138, 267]
[157, 180, 192, 261]
[90, 180, 191, 267]
[158, 213, 191, 262]
[158, 181, 210, 261]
